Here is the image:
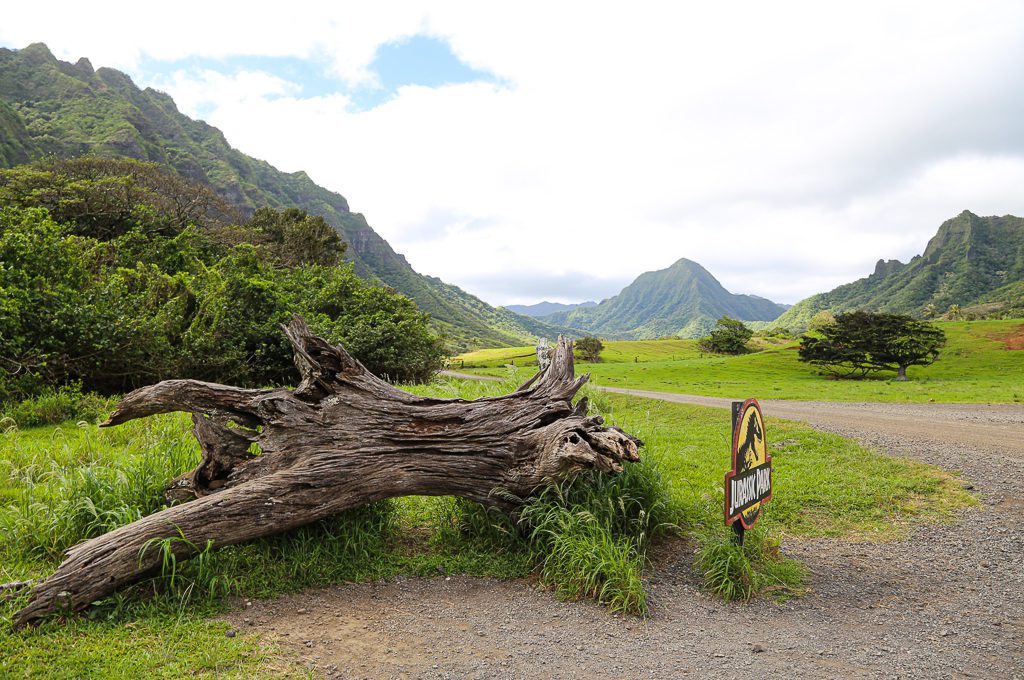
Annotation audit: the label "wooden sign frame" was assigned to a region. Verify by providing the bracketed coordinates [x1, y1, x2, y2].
[724, 398, 772, 530]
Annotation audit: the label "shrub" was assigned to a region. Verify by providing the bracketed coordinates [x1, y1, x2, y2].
[574, 336, 604, 362]
[698, 316, 753, 354]
[1, 383, 114, 428]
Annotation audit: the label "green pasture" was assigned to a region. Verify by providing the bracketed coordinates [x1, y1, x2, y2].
[0, 377, 974, 676]
[458, 320, 1024, 403]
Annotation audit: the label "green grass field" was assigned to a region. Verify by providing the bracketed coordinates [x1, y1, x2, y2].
[456, 320, 1024, 403]
[0, 377, 975, 676]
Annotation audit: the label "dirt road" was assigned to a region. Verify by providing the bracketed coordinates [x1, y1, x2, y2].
[442, 371, 1024, 457]
[598, 386, 1024, 458]
[227, 377, 1024, 679]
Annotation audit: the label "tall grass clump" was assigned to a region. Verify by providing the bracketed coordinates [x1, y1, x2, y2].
[696, 525, 805, 601]
[1, 383, 116, 429]
[517, 448, 676, 614]
[0, 414, 199, 572]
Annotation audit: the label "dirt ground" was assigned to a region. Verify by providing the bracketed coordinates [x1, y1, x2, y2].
[225, 395, 1024, 679]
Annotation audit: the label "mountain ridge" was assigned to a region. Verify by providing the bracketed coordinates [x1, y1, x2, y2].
[774, 210, 1024, 328]
[0, 42, 569, 349]
[542, 258, 787, 339]
[504, 300, 598, 317]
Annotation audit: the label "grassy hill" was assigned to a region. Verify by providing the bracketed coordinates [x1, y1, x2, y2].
[776, 211, 1024, 329]
[0, 42, 565, 350]
[459, 319, 1024, 403]
[542, 258, 786, 339]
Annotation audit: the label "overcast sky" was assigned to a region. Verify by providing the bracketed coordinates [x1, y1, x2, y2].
[4, 2, 1024, 305]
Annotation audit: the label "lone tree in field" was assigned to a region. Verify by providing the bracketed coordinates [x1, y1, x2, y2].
[10, 318, 640, 627]
[798, 311, 946, 381]
[574, 336, 604, 362]
[699, 316, 753, 355]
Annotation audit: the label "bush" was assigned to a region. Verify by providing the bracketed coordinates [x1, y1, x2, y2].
[1, 383, 114, 428]
[0, 159, 446, 399]
[574, 336, 604, 362]
[698, 316, 753, 354]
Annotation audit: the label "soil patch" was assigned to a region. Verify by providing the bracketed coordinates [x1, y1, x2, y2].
[989, 323, 1024, 350]
[222, 400, 1024, 679]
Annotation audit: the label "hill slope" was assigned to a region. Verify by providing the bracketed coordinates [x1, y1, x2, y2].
[0, 42, 564, 349]
[775, 211, 1024, 328]
[542, 258, 786, 339]
[504, 300, 597, 317]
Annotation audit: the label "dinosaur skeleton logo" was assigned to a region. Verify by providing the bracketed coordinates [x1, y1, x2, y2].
[725, 399, 772, 529]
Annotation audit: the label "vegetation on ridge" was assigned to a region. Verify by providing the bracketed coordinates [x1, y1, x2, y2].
[775, 211, 1024, 328]
[0, 42, 569, 351]
[0, 157, 443, 403]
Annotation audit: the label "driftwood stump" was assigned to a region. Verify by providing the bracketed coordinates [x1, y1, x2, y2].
[12, 318, 640, 627]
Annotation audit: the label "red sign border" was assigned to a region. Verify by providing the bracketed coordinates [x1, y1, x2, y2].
[724, 398, 772, 530]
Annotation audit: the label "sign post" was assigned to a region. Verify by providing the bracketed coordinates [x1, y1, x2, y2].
[724, 399, 772, 546]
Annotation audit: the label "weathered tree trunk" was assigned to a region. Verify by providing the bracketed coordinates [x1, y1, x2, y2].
[12, 318, 640, 627]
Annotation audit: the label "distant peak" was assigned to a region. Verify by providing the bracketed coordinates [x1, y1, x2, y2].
[872, 258, 903, 278]
[20, 42, 56, 62]
[74, 57, 94, 74]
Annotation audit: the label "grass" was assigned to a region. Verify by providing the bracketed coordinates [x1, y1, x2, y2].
[456, 319, 1024, 403]
[0, 375, 975, 676]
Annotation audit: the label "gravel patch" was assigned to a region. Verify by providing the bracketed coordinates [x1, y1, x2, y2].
[226, 402, 1024, 679]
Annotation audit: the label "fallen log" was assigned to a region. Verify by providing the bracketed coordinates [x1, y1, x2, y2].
[12, 318, 640, 627]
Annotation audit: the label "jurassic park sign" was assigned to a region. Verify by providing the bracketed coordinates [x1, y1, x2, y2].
[724, 399, 772, 530]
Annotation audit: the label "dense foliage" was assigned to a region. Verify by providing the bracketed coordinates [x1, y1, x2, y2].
[0, 158, 444, 403]
[798, 311, 946, 380]
[698, 316, 753, 355]
[0, 43, 569, 350]
[574, 336, 604, 362]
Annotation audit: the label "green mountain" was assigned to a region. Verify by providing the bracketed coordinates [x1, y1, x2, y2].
[504, 300, 597, 317]
[542, 258, 786, 339]
[0, 42, 564, 349]
[775, 211, 1024, 328]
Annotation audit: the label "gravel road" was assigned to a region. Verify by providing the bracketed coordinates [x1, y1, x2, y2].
[226, 383, 1024, 679]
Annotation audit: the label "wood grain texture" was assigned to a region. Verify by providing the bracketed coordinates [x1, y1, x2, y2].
[13, 318, 640, 627]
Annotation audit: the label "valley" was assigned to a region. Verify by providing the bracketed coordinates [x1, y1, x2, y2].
[1, 34, 1023, 680]
[456, 320, 1024, 404]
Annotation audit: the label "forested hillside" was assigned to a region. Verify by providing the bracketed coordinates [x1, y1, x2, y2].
[543, 258, 786, 339]
[0, 158, 444, 402]
[776, 211, 1024, 328]
[0, 43, 565, 349]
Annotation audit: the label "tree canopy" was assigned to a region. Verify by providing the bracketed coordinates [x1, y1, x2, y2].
[0, 158, 444, 403]
[574, 336, 604, 362]
[698, 316, 753, 355]
[797, 311, 946, 380]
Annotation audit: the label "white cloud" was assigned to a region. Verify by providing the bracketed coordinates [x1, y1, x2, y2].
[4, 2, 1024, 305]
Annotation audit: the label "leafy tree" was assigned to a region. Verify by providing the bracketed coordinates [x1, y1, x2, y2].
[698, 316, 753, 355]
[0, 157, 238, 239]
[798, 311, 945, 380]
[808, 310, 836, 331]
[0, 157, 444, 402]
[245, 207, 346, 267]
[574, 336, 604, 362]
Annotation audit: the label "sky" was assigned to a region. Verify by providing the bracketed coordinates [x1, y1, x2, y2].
[3, 2, 1024, 306]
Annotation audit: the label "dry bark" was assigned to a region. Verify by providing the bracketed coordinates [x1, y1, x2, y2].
[12, 318, 640, 627]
